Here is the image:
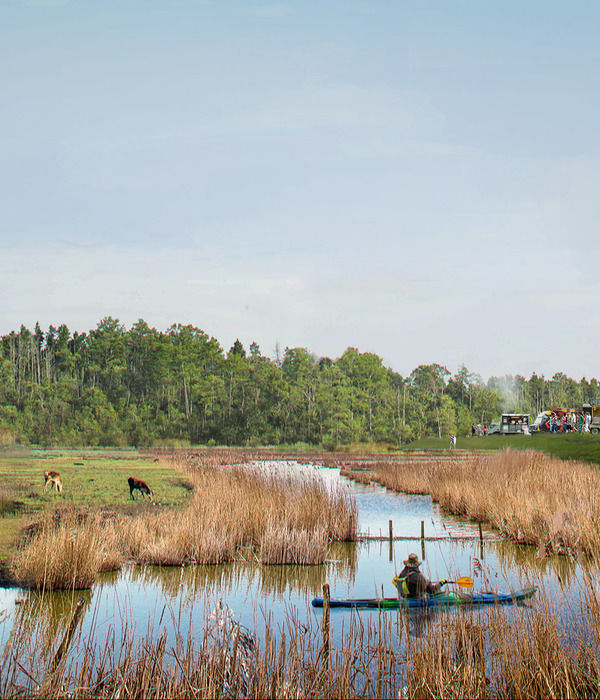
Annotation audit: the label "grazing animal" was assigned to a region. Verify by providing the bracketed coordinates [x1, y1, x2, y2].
[128, 476, 153, 501]
[44, 471, 63, 493]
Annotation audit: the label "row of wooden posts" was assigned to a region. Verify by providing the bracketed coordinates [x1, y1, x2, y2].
[386, 519, 485, 542]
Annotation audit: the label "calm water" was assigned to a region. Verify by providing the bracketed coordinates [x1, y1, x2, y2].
[0, 461, 588, 659]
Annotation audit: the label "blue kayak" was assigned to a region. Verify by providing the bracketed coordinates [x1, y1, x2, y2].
[311, 587, 537, 609]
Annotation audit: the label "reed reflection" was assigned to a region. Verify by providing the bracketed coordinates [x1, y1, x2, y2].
[121, 541, 358, 602]
[4, 589, 93, 669]
[487, 540, 583, 590]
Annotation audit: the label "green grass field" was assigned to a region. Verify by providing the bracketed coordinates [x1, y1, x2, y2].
[405, 432, 600, 464]
[0, 448, 194, 564]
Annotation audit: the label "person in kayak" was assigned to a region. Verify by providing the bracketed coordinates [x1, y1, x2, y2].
[394, 553, 447, 599]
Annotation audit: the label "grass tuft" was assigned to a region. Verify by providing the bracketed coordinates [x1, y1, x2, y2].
[11, 508, 105, 590]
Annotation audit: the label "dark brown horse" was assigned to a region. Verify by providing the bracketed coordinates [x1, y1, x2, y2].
[128, 476, 153, 501]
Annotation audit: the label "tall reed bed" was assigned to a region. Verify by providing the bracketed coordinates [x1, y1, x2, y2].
[124, 461, 357, 566]
[11, 509, 108, 591]
[429, 450, 600, 555]
[340, 467, 372, 485]
[180, 457, 358, 546]
[367, 449, 600, 557]
[5, 578, 600, 698]
[259, 522, 328, 564]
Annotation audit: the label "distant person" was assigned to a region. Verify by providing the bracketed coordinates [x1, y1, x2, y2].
[476, 423, 482, 437]
[483, 424, 487, 437]
[449, 435, 456, 449]
[393, 554, 446, 600]
[471, 424, 476, 438]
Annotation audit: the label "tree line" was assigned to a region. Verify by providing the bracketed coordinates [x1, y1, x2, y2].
[0, 318, 598, 448]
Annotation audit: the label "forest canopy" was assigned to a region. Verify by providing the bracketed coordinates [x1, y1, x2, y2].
[0, 318, 598, 448]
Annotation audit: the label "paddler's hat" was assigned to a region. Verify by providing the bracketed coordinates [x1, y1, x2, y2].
[403, 553, 422, 568]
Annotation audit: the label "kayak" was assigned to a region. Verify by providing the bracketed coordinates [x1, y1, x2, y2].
[311, 586, 537, 609]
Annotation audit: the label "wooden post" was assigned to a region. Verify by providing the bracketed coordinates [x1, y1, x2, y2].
[420, 520, 425, 540]
[389, 519, 393, 541]
[479, 522, 485, 560]
[321, 583, 330, 675]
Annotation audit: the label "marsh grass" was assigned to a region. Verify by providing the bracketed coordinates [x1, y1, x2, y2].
[1, 592, 403, 699]
[170, 454, 358, 547]
[363, 449, 600, 557]
[0, 487, 23, 515]
[340, 467, 372, 485]
[10, 509, 105, 590]
[259, 522, 328, 565]
[402, 582, 600, 699]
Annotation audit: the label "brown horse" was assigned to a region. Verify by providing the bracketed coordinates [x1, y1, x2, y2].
[44, 471, 63, 493]
[128, 476, 153, 501]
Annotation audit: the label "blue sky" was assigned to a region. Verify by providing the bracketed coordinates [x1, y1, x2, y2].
[1, 0, 599, 379]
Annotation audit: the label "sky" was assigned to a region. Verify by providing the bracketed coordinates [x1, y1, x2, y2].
[1, 0, 600, 381]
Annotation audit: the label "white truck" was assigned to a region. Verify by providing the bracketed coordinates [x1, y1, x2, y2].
[487, 414, 530, 435]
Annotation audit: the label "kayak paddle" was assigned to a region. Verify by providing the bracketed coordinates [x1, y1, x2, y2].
[443, 576, 474, 589]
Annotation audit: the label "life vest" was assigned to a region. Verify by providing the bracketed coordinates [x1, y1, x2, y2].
[393, 570, 419, 597]
[393, 575, 408, 597]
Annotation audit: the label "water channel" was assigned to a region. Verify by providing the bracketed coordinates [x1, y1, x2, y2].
[0, 459, 591, 689]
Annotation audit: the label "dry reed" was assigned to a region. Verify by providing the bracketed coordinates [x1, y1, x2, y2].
[367, 449, 600, 557]
[7, 580, 600, 699]
[340, 467, 372, 485]
[11, 509, 105, 590]
[259, 522, 328, 565]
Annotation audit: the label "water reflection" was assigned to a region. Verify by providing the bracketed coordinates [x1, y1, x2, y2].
[490, 540, 583, 590]
[122, 540, 359, 603]
[3, 588, 93, 669]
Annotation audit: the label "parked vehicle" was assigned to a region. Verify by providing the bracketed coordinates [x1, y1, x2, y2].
[488, 414, 530, 435]
[582, 402, 600, 434]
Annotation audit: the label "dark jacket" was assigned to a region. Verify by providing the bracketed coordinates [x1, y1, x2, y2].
[396, 566, 442, 598]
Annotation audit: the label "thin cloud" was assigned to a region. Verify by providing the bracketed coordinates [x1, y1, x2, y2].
[16, 0, 74, 5]
[246, 4, 295, 18]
